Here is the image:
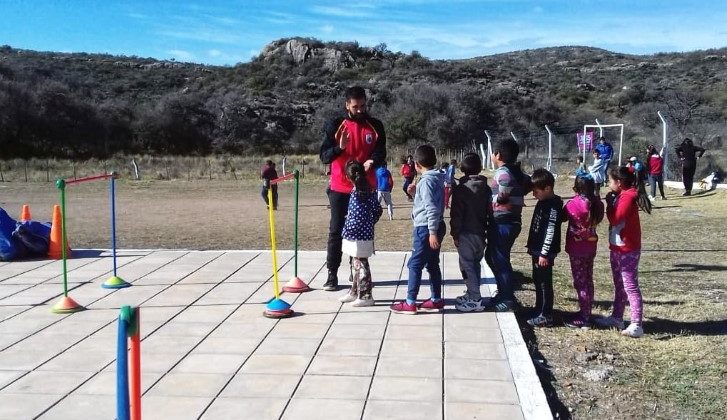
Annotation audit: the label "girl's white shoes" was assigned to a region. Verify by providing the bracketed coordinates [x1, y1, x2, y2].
[351, 298, 374, 307]
[620, 323, 644, 338]
[338, 294, 374, 307]
[338, 293, 356, 303]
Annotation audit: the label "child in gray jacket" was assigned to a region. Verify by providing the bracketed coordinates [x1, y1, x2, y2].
[390, 145, 446, 315]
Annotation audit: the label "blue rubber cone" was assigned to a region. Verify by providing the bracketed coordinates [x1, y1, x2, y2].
[264, 298, 294, 318]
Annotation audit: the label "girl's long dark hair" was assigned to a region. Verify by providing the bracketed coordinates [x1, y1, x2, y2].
[346, 160, 371, 193]
[573, 176, 604, 226]
[609, 166, 652, 214]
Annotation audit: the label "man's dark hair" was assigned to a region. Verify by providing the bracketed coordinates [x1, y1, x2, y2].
[345, 86, 367, 101]
[265, 160, 273, 166]
[493, 139, 519, 164]
[531, 168, 555, 190]
[460, 153, 482, 175]
[598, 137, 607, 143]
[414, 144, 437, 168]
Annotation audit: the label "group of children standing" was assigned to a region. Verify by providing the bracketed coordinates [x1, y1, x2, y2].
[336, 138, 645, 338]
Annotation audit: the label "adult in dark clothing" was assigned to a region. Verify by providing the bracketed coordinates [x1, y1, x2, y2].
[260, 160, 278, 210]
[320, 86, 387, 291]
[675, 138, 706, 196]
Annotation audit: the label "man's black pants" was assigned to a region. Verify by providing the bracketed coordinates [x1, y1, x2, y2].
[327, 190, 350, 272]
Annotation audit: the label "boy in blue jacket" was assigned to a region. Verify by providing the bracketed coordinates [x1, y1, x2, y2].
[391, 145, 446, 314]
[375, 164, 394, 220]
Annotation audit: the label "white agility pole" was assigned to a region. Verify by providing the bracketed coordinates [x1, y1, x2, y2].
[582, 123, 624, 165]
[595, 119, 604, 137]
[658, 111, 669, 181]
[484, 130, 494, 170]
[510, 131, 518, 142]
[544, 125, 553, 171]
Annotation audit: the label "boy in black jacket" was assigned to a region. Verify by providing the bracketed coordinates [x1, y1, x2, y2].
[526, 169, 563, 327]
[451, 153, 493, 312]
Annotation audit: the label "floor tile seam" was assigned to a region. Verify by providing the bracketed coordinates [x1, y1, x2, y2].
[0, 251, 192, 352]
[195, 259, 326, 419]
[496, 312, 551, 420]
[140, 252, 286, 394]
[273, 273, 349, 419]
[0, 255, 128, 311]
[0, 259, 58, 283]
[28, 251, 265, 418]
[359, 252, 408, 420]
[20, 250, 248, 419]
[0, 250, 186, 328]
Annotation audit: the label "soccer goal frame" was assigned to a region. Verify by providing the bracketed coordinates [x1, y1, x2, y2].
[582, 123, 624, 165]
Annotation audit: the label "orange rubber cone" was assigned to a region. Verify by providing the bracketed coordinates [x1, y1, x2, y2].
[51, 295, 85, 314]
[20, 204, 31, 222]
[282, 276, 311, 293]
[48, 205, 72, 259]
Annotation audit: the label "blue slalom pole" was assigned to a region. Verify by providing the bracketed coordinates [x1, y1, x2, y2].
[110, 176, 118, 277]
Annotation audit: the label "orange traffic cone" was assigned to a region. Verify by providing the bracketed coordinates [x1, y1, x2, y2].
[20, 204, 31, 222]
[282, 276, 311, 293]
[48, 205, 72, 259]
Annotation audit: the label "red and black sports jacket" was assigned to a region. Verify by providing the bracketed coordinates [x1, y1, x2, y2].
[319, 115, 387, 194]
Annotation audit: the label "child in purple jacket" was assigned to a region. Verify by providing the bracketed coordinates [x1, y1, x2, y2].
[562, 176, 604, 329]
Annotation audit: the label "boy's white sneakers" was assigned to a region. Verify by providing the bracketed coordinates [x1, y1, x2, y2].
[621, 323, 644, 338]
[455, 297, 486, 312]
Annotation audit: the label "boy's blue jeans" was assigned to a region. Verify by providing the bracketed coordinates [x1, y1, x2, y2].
[485, 222, 522, 301]
[407, 222, 446, 302]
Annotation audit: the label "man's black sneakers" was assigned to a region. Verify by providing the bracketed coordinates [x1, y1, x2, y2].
[323, 270, 338, 291]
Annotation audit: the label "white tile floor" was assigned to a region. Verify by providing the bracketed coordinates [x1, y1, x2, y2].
[0, 250, 550, 419]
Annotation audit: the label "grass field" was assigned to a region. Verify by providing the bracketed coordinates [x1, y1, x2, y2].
[1, 175, 725, 419]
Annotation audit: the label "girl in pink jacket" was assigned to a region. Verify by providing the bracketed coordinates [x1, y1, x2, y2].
[562, 176, 604, 329]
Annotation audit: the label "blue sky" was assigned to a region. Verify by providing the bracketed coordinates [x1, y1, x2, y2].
[1, 0, 726, 66]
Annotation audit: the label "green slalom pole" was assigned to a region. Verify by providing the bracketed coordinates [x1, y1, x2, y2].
[57, 179, 69, 297]
[293, 170, 299, 278]
[51, 179, 84, 313]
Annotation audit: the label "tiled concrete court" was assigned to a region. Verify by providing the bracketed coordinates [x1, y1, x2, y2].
[0, 250, 549, 419]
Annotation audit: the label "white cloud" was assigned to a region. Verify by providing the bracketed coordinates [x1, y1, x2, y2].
[310, 5, 374, 18]
[321, 24, 334, 34]
[208, 49, 222, 57]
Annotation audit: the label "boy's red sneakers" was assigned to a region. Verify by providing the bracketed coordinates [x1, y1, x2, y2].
[390, 301, 417, 315]
[417, 299, 444, 313]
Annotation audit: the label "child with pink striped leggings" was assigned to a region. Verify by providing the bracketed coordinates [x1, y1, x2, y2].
[563, 176, 604, 329]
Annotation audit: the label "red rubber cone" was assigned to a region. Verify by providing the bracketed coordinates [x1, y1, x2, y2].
[20, 204, 31, 222]
[282, 276, 310, 293]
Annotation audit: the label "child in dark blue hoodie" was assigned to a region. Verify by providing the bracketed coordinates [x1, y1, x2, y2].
[451, 153, 492, 312]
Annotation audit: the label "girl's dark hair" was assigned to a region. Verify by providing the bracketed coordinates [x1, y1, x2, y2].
[609, 166, 636, 188]
[573, 176, 604, 226]
[609, 166, 652, 214]
[346, 160, 370, 192]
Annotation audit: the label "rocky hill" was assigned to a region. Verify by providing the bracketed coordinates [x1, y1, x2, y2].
[0, 38, 725, 171]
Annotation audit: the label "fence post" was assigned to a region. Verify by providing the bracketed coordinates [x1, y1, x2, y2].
[208, 160, 212, 180]
[46, 159, 50, 182]
[24, 161, 28, 182]
[131, 158, 140, 180]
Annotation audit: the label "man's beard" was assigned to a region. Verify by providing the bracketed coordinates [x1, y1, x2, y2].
[349, 111, 368, 121]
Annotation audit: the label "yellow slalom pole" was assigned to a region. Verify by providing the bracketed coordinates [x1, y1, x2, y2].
[268, 188, 280, 299]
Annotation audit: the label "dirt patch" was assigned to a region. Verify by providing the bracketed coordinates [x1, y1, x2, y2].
[1, 177, 725, 419]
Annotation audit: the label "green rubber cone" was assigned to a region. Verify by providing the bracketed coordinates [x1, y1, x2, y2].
[102, 276, 131, 289]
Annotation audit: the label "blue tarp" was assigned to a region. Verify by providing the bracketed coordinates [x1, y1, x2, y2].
[0, 207, 51, 261]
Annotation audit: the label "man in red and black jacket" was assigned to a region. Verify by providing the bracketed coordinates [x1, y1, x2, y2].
[319, 86, 387, 291]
